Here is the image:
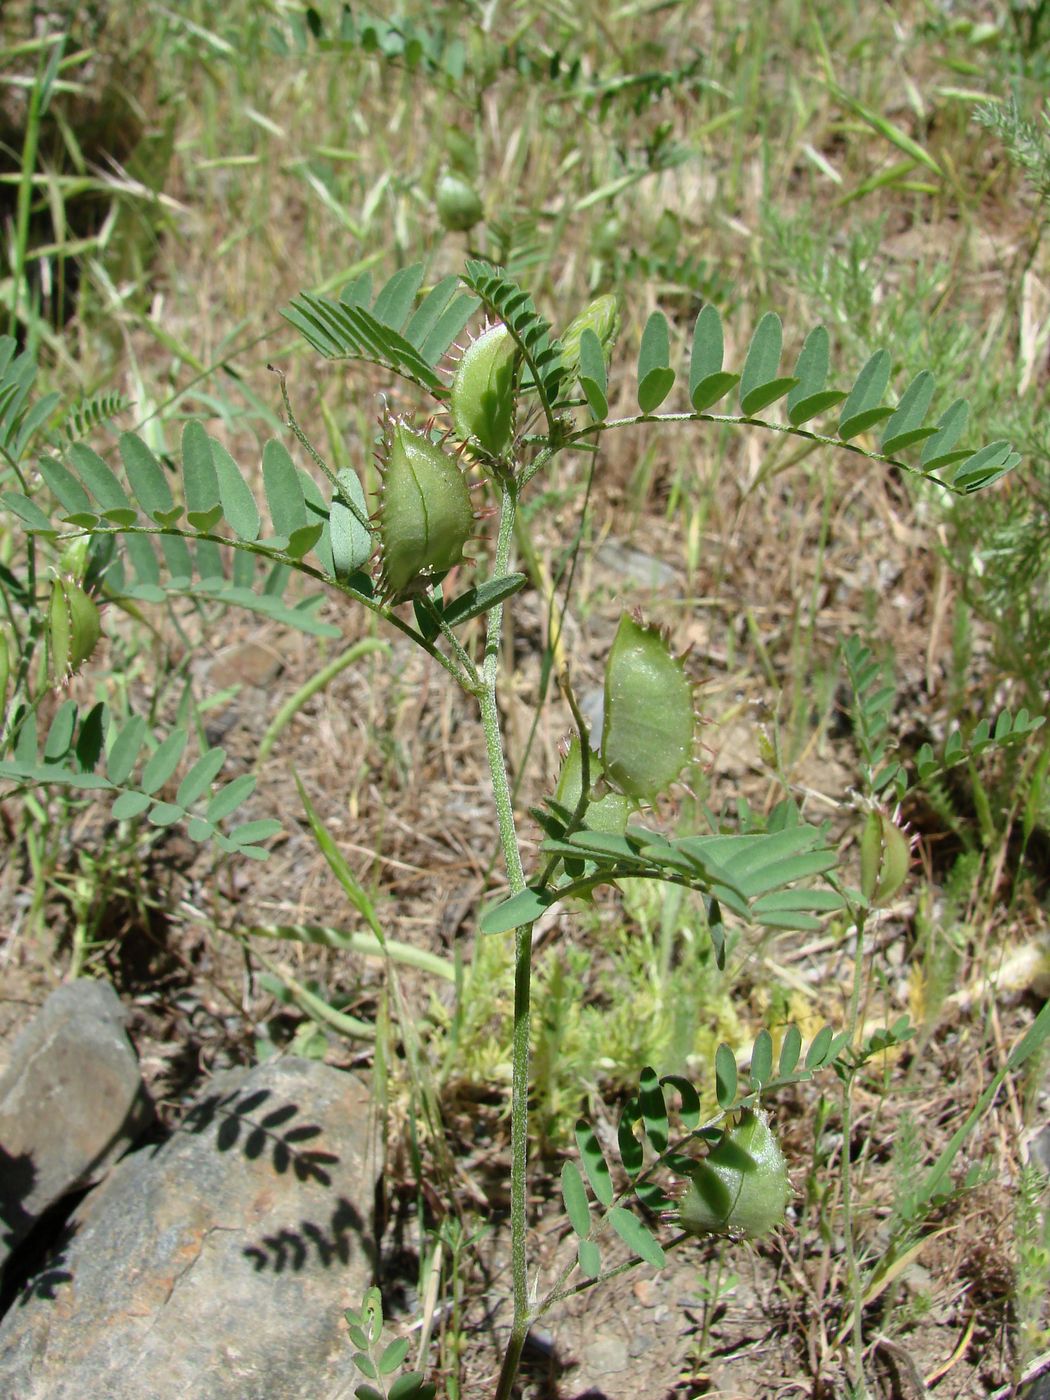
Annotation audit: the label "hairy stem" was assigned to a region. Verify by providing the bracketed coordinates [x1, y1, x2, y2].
[479, 478, 534, 1400]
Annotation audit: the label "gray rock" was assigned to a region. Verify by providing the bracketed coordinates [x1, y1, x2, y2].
[595, 540, 678, 590]
[578, 1332, 629, 1376]
[0, 979, 152, 1273]
[0, 1056, 379, 1400]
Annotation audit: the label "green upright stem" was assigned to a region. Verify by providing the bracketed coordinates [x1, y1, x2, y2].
[842, 919, 867, 1393]
[478, 477, 535, 1400]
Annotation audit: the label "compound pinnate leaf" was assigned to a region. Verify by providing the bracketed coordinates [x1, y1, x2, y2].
[390, 1375, 437, 1400]
[263, 439, 308, 539]
[920, 397, 969, 471]
[881, 370, 936, 455]
[330, 468, 373, 579]
[120, 432, 173, 521]
[212, 439, 261, 541]
[207, 773, 257, 823]
[779, 1025, 802, 1077]
[66, 442, 133, 516]
[479, 886, 552, 935]
[750, 1029, 773, 1089]
[618, 1100, 644, 1177]
[176, 747, 227, 808]
[608, 1206, 666, 1268]
[660, 1074, 701, 1130]
[111, 790, 152, 820]
[140, 729, 188, 795]
[561, 1160, 592, 1238]
[638, 1065, 668, 1153]
[637, 310, 675, 412]
[739, 312, 784, 414]
[575, 1119, 614, 1206]
[107, 715, 148, 785]
[806, 1024, 835, 1069]
[838, 349, 891, 440]
[578, 1238, 601, 1279]
[578, 327, 609, 419]
[715, 1041, 737, 1108]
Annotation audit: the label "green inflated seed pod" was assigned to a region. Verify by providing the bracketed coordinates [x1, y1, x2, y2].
[554, 737, 632, 834]
[48, 575, 101, 683]
[436, 172, 483, 232]
[450, 323, 517, 457]
[600, 613, 694, 801]
[859, 809, 910, 906]
[559, 294, 621, 379]
[673, 1108, 790, 1240]
[376, 420, 475, 600]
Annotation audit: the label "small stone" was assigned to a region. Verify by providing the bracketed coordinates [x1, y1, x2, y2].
[206, 641, 284, 690]
[596, 540, 678, 589]
[580, 1332, 629, 1376]
[0, 979, 152, 1276]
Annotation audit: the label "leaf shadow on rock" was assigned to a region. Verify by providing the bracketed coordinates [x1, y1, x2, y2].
[6, 1192, 84, 1313]
[166, 1078, 374, 1276]
[243, 1194, 364, 1274]
[0, 1146, 37, 1261]
[170, 1083, 341, 1185]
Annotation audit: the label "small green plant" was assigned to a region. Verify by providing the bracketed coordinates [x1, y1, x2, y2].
[0, 256, 1038, 1395]
[344, 1286, 435, 1400]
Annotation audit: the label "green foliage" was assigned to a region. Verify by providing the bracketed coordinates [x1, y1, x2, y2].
[461, 261, 566, 432]
[344, 1287, 435, 1400]
[974, 95, 1050, 207]
[283, 265, 479, 393]
[0, 250, 1033, 1399]
[0, 702, 275, 858]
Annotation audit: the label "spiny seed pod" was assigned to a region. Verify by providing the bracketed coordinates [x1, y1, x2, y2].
[436, 172, 483, 233]
[559, 294, 621, 379]
[672, 1108, 790, 1240]
[376, 420, 476, 600]
[859, 809, 911, 906]
[554, 737, 631, 835]
[600, 613, 694, 802]
[48, 575, 101, 684]
[450, 323, 517, 458]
